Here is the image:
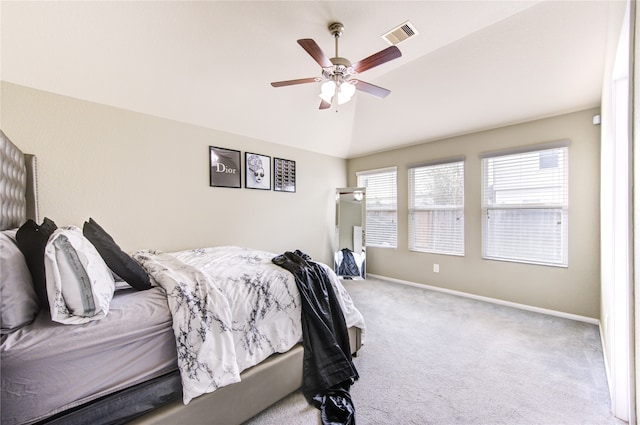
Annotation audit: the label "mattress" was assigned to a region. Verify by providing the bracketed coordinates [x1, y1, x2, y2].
[1, 287, 177, 425]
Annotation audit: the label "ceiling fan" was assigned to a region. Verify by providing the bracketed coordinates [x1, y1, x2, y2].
[271, 22, 402, 110]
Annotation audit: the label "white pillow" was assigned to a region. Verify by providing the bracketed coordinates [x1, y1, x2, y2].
[0, 230, 39, 333]
[44, 226, 115, 324]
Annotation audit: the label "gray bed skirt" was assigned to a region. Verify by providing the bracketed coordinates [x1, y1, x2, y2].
[37, 327, 361, 425]
[36, 372, 182, 425]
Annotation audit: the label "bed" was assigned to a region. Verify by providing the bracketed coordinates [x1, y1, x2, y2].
[0, 130, 364, 425]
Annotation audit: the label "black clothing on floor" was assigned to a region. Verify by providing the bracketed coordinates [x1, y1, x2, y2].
[272, 250, 358, 425]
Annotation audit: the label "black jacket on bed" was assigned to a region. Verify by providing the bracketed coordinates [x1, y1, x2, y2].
[272, 250, 358, 425]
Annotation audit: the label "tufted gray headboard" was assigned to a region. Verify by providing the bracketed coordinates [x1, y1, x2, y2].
[0, 130, 39, 231]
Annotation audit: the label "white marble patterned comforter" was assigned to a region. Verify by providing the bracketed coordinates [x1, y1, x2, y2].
[133, 246, 364, 404]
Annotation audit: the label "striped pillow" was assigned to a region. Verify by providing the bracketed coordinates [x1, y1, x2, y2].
[44, 226, 115, 324]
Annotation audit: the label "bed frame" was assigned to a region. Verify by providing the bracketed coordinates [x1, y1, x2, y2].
[131, 329, 361, 425]
[0, 130, 362, 425]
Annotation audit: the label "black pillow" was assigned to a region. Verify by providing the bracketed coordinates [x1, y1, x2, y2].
[83, 218, 151, 291]
[16, 217, 58, 309]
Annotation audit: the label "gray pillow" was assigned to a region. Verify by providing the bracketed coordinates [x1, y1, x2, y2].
[1, 230, 39, 333]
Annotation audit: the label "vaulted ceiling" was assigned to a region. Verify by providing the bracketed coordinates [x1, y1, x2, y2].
[0, 1, 623, 158]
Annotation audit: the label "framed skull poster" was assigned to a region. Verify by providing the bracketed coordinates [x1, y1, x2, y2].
[245, 152, 271, 190]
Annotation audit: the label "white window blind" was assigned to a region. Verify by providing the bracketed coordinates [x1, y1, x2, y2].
[481, 142, 569, 266]
[357, 167, 397, 248]
[408, 158, 464, 255]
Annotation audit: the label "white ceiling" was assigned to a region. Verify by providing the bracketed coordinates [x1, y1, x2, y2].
[1, 1, 622, 159]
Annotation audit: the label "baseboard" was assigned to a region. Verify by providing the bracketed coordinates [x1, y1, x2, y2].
[367, 273, 600, 325]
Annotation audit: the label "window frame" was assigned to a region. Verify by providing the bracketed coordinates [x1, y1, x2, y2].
[480, 141, 569, 267]
[408, 157, 465, 256]
[356, 166, 398, 249]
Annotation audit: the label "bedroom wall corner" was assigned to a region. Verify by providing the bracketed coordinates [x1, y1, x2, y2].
[347, 108, 601, 319]
[0, 82, 347, 266]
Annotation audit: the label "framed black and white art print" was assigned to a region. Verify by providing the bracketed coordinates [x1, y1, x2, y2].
[273, 157, 296, 192]
[209, 146, 241, 188]
[245, 152, 271, 190]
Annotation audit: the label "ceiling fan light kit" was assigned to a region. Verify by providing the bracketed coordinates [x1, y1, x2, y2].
[320, 79, 356, 105]
[271, 22, 402, 110]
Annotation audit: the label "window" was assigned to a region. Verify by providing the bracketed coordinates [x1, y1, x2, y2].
[481, 142, 569, 266]
[357, 167, 397, 248]
[408, 158, 464, 255]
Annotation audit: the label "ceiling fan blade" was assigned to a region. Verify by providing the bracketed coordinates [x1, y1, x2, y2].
[352, 46, 402, 73]
[271, 77, 317, 87]
[297, 39, 333, 68]
[319, 99, 331, 110]
[354, 80, 391, 98]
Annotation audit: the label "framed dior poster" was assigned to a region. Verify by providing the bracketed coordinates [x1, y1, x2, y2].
[245, 152, 271, 190]
[273, 157, 296, 192]
[209, 146, 241, 188]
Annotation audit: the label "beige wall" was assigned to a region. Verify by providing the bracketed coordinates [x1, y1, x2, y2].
[1, 82, 346, 266]
[1, 81, 602, 318]
[348, 108, 601, 318]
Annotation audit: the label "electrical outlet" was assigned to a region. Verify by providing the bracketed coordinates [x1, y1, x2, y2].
[433, 264, 439, 273]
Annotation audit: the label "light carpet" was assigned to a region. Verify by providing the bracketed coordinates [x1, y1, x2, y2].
[244, 276, 624, 425]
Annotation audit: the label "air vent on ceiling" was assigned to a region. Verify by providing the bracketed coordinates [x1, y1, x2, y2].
[382, 20, 418, 46]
